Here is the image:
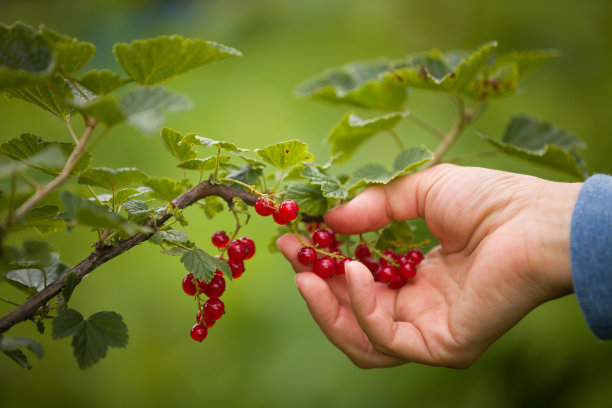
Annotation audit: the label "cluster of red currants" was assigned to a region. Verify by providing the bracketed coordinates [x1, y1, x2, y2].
[296, 226, 423, 289]
[254, 197, 299, 224]
[184, 230, 256, 342]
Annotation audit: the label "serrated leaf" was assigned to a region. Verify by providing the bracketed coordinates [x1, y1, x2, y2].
[201, 196, 224, 219]
[294, 57, 407, 110]
[24, 205, 64, 236]
[255, 140, 314, 171]
[150, 230, 188, 245]
[122, 199, 151, 218]
[52, 308, 84, 339]
[24, 204, 59, 221]
[183, 134, 248, 153]
[350, 146, 433, 191]
[61, 191, 149, 235]
[177, 155, 230, 171]
[0, 133, 92, 176]
[61, 271, 80, 303]
[285, 184, 328, 216]
[161, 246, 189, 256]
[0, 22, 55, 91]
[98, 186, 151, 207]
[495, 49, 560, 81]
[479, 114, 587, 179]
[0, 336, 44, 359]
[144, 177, 184, 201]
[161, 126, 197, 161]
[113, 35, 241, 85]
[70, 311, 128, 369]
[230, 151, 266, 167]
[77, 167, 149, 191]
[326, 112, 408, 163]
[73, 94, 125, 126]
[78, 69, 130, 95]
[226, 164, 263, 189]
[231, 197, 249, 216]
[301, 163, 348, 199]
[181, 247, 231, 282]
[6, 75, 74, 119]
[40, 26, 95, 76]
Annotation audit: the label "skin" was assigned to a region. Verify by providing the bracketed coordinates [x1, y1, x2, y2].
[277, 164, 582, 369]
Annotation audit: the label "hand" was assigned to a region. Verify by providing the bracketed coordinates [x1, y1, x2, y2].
[277, 164, 582, 368]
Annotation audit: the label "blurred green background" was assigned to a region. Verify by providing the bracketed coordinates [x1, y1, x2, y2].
[2, 0, 612, 407]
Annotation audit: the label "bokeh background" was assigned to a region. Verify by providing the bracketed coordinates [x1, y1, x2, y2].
[2, 0, 612, 407]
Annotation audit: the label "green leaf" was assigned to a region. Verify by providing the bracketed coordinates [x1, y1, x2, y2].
[226, 164, 263, 188]
[1, 348, 32, 369]
[78, 69, 130, 95]
[349, 146, 433, 191]
[184, 134, 248, 153]
[201, 196, 224, 219]
[479, 114, 587, 179]
[181, 247, 231, 282]
[326, 111, 408, 163]
[52, 308, 84, 339]
[6, 75, 74, 119]
[294, 57, 408, 110]
[230, 151, 266, 167]
[98, 186, 152, 206]
[73, 94, 125, 126]
[87, 311, 129, 348]
[375, 220, 415, 253]
[22, 204, 65, 235]
[285, 184, 329, 216]
[0, 133, 92, 176]
[61, 271, 80, 303]
[122, 200, 151, 218]
[161, 126, 197, 162]
[0, 22, 55, 91]
[161, 247, 189, 256]
[144, 177, 184, 201]
[71, 311, 128, 369]
[150, 230, 188, 245]
[255, 140, 314, 171]
[0, 336, 44, 359]
[61, 191, 149, 235]
[495, 49, 560, 81]
[24, 204, 59, 221]
[40, 26, 95, 76]
[113, 35, 241, 85]
[77, 167, 149, 191]
[177, 155, 230, 171]
[231, 197, 249, 216]
[301, 163, 348, 199]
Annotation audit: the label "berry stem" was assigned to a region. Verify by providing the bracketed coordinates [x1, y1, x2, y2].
[220, 178, 261, 195]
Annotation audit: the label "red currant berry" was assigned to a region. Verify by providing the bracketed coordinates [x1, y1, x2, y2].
[297, 247, 317, 266]
[227, 239, 248, 261]
[211, 230, 229, 248]
[278, 200, 299, 222]
[182, 274, 197, 296]
[398, 252, 412, 265]
[408, 249, 424, 265]
[313, 257, 335, 279]
[312, 228, 334, 248]
[272, 209, 288, 225]
[377, 265, 399, 283]
[254, 197, 275, 216]
[204, 298, 225, 320]
[336, 257, 352, 275]
[196, 309, 216, 328]
[399, 262, 417, 279]
[388, 275, 407, 289]
[379, 249, 398, 266]
[203, 274, 226, 298]
[354, 244, 371, 260]
[240, 237, 256, 260]
[227, 259, 245, 278]
[190, 323, 208, 342]
[361, 257, 380, 275]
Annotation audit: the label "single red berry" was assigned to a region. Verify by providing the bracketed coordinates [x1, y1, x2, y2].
[240, 237, 256, 260]
[313, 257, 335, 279]
[388, 275, 407, 289]
[379, 249, 398, 266]
[278, 200, 299, 222]
[312, 228, 334, 248]
[203, 274, 226, 298]
[182, 274, 197, 296]
[227, 239, 248, 261]
[361, 257, 380, 275]
[297, 247, 317, 266]
[190, 323, 208, 342]
[377, 265, 399, 283]
[408, 249, 424, 265]
[211, 231, 230, 248]
[398, 252, 412, 265]
[354, 244, 371, 260]
[399, 262, 417, 279]
[336, 257, 352, 275]
[204, 298, 225, 320]
[196, 309, 216, 328]
[227, 259, 245, 278]
[254, 197, 275, 216]
[272, 209, 288, 225]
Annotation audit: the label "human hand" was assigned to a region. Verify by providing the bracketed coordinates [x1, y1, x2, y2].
[277, 164, 582, 368]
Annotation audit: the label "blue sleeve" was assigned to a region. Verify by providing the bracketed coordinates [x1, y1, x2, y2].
[571, 174, 612, 340]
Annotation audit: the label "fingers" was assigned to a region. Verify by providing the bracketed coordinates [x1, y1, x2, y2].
[295, 271, 403, 368]
[276, 233, 312, 273]
[345, 261, 436, 365]
[324, 164, 453, 235]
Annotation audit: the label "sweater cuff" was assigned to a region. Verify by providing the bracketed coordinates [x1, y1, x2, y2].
[571, 174, 612, 340]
